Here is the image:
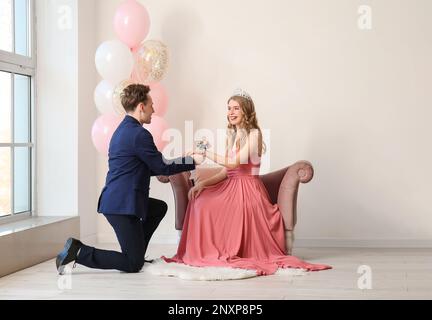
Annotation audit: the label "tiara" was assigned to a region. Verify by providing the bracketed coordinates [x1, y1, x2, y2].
[232, 88, 252, 101]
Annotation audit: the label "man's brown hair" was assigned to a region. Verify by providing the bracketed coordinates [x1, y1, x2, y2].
[121, 84, 151, 113]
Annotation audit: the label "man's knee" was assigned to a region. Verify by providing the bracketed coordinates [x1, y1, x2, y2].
[149, 200, 168, 221]
[161, 201, 168, 215]
[127, 256, 145, 273]
[150, 199, 168, 218]
[160, 201, 168, 216]
[155, 199, 168, 214]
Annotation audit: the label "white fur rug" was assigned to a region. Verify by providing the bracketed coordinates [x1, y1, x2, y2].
[143, 259, 307, 281]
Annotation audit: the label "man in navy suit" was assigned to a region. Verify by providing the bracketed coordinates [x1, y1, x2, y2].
[56, 84, 202, 274]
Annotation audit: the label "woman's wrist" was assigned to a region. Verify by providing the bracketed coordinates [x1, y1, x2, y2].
[197, 181, 206, 189]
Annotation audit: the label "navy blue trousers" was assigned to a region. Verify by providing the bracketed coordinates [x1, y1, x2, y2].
[76, 198, 168, 273]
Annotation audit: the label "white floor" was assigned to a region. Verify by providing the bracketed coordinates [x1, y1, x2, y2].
[1, 244, 431, 300]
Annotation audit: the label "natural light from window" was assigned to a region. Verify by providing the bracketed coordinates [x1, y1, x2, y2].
[0, 0, 33, 219]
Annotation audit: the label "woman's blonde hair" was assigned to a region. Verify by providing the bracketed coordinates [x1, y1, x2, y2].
[226, 95, 266, 157]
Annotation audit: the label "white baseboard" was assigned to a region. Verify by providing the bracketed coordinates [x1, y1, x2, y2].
[81, 233, 98, 246]
[150, 234, 180, 245]
[294, 238, 432, 248]
[97, 232, 118, 244]
[97, 232, 179, 245]
[96, 232, 432, 248]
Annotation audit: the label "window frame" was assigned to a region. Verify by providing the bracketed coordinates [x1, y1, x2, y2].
[0, 0, 36, 224]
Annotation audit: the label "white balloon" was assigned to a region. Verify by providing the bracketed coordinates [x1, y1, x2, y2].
[95, 40, 133, 85]
[94, 80, 115, 114]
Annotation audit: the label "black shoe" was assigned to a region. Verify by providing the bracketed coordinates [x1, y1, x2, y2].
[56, 238, 83, 275]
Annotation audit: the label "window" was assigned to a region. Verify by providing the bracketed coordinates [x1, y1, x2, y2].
[0, 0, 35, 222]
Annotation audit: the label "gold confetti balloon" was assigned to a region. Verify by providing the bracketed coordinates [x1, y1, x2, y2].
[132, 40, 169, 84]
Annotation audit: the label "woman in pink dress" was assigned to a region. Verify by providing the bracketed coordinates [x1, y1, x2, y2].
[163, 89, 331, 276]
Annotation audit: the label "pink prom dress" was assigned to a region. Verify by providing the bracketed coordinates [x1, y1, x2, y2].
[163, 152, 332, 276]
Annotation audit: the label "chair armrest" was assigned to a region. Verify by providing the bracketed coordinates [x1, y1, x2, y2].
[162, 172, 193, 230]
[260, 167, 289, 205]
[277, 161, 314, 230]
[157, 176, 170, 184]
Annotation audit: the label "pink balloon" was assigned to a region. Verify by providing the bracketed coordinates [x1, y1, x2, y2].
[149, 83, 168, 117]
[91, 113, 123, 156]
[130, 60, 149, 85]
[143, 116, 169, 151]
[114, 0, 151, 49]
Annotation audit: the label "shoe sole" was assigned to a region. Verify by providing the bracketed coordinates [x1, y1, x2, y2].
[56, 238, 73, 275]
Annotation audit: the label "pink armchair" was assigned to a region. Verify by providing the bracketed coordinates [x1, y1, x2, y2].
[157, 161, 314, 255]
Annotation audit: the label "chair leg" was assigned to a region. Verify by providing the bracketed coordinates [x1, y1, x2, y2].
[285, 230, 294, 255]
[177, 230, 182, 244]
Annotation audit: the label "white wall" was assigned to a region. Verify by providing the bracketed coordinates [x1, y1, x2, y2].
[36, 0, 98, 242]
[36, 0, 78, 217]
[77, 1, 98, 242]
[96, 0, 432, 246]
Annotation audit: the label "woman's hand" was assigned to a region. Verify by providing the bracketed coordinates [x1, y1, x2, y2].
[185, 150, 206, 165]
[188, 182, 205, 200]
[185, 150, 205, 157]
[192, 153, 206, 165]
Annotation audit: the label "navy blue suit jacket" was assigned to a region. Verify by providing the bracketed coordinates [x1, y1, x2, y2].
[97, 115, 195, 219]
